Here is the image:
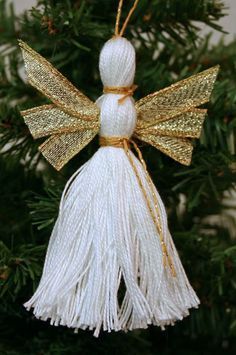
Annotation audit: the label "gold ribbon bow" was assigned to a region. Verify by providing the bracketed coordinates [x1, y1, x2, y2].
[19, 40, 219, 171]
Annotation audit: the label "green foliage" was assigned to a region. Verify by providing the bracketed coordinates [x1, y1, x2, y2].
[0, 0, 235, 354]
[0, 241, 45, 299]
[28, 183, 62, 230]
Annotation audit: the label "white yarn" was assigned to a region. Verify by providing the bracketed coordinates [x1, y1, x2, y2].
[99, 37, 135, 87]
[24, 37, 200, 336]
[98, 37, 137, 138]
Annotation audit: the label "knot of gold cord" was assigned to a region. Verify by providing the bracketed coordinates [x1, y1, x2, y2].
[99, 135, 177, 277]
[99, 136, 130, 149]
[103, 84, 138, 104]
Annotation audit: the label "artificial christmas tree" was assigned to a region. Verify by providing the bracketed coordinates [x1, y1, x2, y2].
[0, 0, 235, 354]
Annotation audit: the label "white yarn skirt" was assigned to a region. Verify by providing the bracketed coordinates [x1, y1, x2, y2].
[24, 147, 199, 336]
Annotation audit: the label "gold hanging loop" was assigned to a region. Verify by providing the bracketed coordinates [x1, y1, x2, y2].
[115, 0, 124, 36]
[119, 0, 139, 37]
[114, 0, 140, 37]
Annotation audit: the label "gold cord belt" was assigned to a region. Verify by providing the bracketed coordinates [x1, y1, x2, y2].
[99, 136, 176, 277]
[103, 84, 138, 104]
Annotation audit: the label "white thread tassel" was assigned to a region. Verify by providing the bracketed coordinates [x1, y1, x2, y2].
[24, 37, 200, 336]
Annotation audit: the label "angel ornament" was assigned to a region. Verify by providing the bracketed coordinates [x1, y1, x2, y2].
[19, 1, 219, 337]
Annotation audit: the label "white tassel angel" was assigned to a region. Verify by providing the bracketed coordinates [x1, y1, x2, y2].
[19, 0, 219, 337]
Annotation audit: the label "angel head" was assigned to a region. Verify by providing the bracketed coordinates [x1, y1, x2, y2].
[99, 37, 136, 87]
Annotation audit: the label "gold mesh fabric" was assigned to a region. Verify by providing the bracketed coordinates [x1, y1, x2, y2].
[135, 66, 219, 165]
[136, 109, 207, 139]
[138, 134, 193, 166]
[21, 104, 99, 139]
[19, 40, 99, 122]
[135, 66, 219, 122]
[19, 40, 100, 170]
[39, 130, 97, 171]
[19, 40, 219, 169]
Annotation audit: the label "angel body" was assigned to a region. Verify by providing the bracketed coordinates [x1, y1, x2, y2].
[19, 36, 218, 336]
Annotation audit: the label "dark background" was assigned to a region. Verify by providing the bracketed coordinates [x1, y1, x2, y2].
[0, 0, 235, 354]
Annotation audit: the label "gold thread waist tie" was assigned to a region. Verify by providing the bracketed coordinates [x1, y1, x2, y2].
[103, 84, 138, 104]
[99, 135, 176, 277]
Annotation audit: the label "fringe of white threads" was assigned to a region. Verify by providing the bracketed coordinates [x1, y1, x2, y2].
[24, 147, 199, 336]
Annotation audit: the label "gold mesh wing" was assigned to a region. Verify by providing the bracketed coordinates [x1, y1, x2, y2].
[19, 40, 100, 170]
[21, 104, 99, 139]
[39, 130, 98, 171]
[139, 134, 193, 166]
[134, 66, 219, 165]
[19, 40, 99, 121]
